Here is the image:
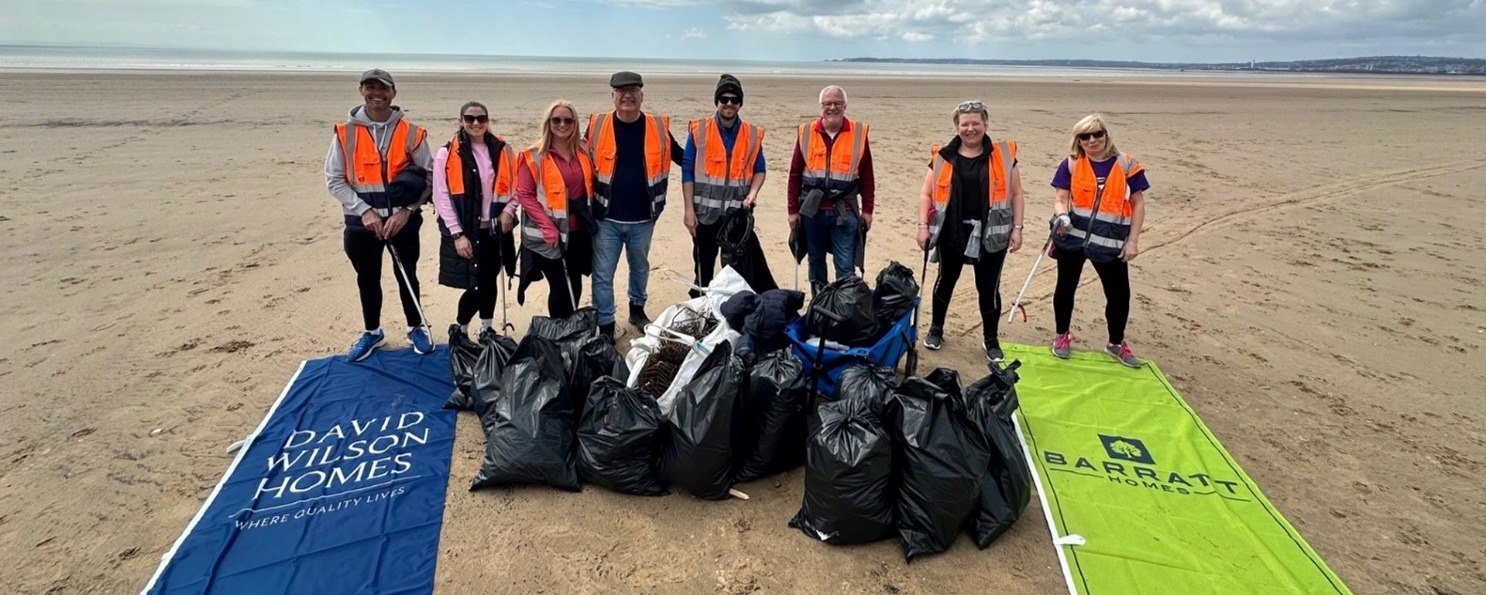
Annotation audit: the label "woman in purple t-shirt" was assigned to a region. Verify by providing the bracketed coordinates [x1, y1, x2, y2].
[1048, 113, 1150, 368]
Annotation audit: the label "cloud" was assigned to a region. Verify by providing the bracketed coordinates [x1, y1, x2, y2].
[680, 27, 708, 39]
[717, 0, 1484, 49]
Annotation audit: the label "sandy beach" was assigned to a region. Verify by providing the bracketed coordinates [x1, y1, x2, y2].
[1, 69, 1483, 594]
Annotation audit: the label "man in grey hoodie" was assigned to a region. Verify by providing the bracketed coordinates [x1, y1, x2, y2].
[325, 68, 435, 361]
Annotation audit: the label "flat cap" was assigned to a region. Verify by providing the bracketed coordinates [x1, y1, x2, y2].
[609, 71, 644, 88]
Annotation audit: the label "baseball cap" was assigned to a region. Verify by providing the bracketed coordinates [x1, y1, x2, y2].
[360, 68, 396, 88]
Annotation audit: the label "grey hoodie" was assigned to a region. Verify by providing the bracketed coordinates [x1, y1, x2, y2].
[324, 105, 435, 217]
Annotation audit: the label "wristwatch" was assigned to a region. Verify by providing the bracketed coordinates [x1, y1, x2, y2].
[451, 232, 465, 240]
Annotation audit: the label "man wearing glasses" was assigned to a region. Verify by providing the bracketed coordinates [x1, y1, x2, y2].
[681, 74, 766, 293]
[787, 85, 875, 292]
[325, 68, 435, 362]
[586, 71, 684, 340]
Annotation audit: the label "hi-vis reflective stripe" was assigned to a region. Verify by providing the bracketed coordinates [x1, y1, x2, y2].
[691, 118, 762, 223]
[340, 121, 423, 194]
[521, 148, 571, 259]
[798, 120, 866, 182]
[1065, 227, 1125, 249]
[1071, 205, 1132, 226]
[926, 139, 1016, 244]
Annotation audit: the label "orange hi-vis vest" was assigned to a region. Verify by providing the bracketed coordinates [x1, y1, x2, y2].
[586, 111, 671, 220]
[335, 119, 426, 210]
[519, 147, 593, 260]
[927, 139, 1017, 254]
[1058, 152, 1143, 262]
[796, 118, 867, 200]
[443, 133, 517, 225]
[688, 116, 763, 226]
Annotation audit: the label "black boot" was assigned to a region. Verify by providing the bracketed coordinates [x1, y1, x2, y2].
[599, 322, 615, 342]
[628, 303, 651, 329]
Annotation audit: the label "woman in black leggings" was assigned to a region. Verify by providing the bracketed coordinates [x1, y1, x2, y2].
[1049, 114, 1149, 367]
[914, 100, 1025, 362]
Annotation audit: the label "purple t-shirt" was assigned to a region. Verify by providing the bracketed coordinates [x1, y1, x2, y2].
[1050, 155, 1150, 193]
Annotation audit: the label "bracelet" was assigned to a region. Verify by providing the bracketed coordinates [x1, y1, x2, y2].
[1013, 225, 1024, 230]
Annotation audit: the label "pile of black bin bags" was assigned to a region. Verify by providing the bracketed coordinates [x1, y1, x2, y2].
[790, 361, 1032, 562]
[443, 308, 813, 499]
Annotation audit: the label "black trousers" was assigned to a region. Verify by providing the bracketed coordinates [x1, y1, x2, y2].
[534, 252, 584, 319]
[344, 216, 423, 331]
[1053, 246, 1131, 344]
[930, 247, 1007, 343]
[691, 219, 724, 292]
[455, 234, 501, 324]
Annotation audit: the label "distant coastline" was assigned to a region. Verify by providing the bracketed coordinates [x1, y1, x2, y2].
[834, 56, 1486, 76]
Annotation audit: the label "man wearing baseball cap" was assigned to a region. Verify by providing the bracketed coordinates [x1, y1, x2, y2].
[681, 74, 766, 292]
[585, 71, 684, 340]
[325, 68, 436, 361]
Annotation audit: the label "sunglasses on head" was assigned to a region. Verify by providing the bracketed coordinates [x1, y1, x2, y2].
[717, 95, 741, 106]
[461, 114, 489, 124]
[1077, 129, 1107, 141]
[956, 100, 984, 112]
[550, 116, 575, 126]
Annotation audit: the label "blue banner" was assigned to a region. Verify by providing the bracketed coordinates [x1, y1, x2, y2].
[143, 347, 457, 595]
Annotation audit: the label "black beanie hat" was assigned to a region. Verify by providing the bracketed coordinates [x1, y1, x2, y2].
[714, 74, 743, 105]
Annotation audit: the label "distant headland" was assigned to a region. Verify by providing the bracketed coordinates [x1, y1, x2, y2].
[832, 56, 1486, 76]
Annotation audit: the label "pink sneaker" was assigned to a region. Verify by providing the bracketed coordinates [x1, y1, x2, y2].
[1051, 333, 1072, 359]
[1105, 341, 1143, 368]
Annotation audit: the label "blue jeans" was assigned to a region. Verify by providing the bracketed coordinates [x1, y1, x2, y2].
[592, 219, 655, 324]
[804, 208, 858, 286]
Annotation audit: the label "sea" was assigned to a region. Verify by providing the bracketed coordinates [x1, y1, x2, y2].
[0, 44, 1255, 79]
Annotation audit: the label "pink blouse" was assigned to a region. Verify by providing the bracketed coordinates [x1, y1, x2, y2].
[432, 143, 495, 235]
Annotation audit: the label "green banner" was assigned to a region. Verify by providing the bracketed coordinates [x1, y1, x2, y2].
[1006, 343, 1351, 595]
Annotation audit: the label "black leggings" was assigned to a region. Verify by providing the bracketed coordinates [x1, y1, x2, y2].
[931, 248, 1007, 343]
[344, 217, 423, 331]
[534, 252, 584, 319]
[1053, 247, 1131, 344]
[455, 234, 501, 325]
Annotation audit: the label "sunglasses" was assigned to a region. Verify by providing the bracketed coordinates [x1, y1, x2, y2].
[956, 100, 984, 112]
[717, 95, 741, 106]
[461, 114, 489, 124]
[550, 116, 575, 126]
[1077, 129, 1107, 141]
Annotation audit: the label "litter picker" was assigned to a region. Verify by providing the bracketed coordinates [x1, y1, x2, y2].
[1007, 231, 1055, 323]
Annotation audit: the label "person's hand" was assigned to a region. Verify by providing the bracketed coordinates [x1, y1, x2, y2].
[916, 226, 929, 251]
[454, 235, 473, 259]
[383, 208, 411, 240]
[788, 213, 800, 230]
[1009, 228, 1023, 253]
[742, 194, 756, 208]
[498, 212, 515, 234]
[1121, 238, 1140, 262]
[361, 210, 385, 239]
[1050, 213, 1072, 237]
[542, 227, 560, 248]
[860, 211, 873, 232]
[684, 210, 698, 237]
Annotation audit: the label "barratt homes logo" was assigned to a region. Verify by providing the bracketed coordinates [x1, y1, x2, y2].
[1040, 432, 1249, 502]
[1099, 434, 1154, 464]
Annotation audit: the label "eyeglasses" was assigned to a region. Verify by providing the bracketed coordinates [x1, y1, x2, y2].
[956, 100, 984, 112]
[820, 101, 845, 109]
[718, 95, 741, 106]
[461, 114, 489, 124]
[549, 116, 575, 126]
[613, 86, 642, 97]
[1077, 129, 1107, 141]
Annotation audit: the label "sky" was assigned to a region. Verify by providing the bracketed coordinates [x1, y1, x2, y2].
[0, 0, 1481, 63]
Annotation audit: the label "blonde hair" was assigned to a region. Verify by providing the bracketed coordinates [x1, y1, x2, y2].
[1069, 113, 1118, 159]
[953, 103, 988, 127]
[535, 99, 586, 157]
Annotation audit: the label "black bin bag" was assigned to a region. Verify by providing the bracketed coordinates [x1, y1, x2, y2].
[443, 325, 483, 411]
[577, 376, 668, 496]
[458, 331, 519, 414]
[529, 307, 602, 417]
[889, 369, 993, 562]
[836, 363, 897, 416]
[806, 276, 878, 346]
[664, 341, 744, 500]
[965, 361, 1031, 548]
[789, 397, 895, 545]
[470, 335, 580, 491]
[734, 349, 809, 483]
[873, 261, 918, 328]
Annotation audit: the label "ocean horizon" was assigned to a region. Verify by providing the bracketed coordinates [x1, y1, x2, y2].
[0, 44, 1280, 79]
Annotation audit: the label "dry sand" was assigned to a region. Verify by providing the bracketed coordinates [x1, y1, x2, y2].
[1, 69, 1483, 594]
